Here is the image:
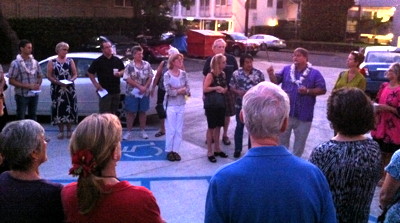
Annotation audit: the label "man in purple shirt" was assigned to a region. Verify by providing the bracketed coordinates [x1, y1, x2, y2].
[267, 48, 326, 157]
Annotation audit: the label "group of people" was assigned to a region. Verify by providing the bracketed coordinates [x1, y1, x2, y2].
[0, 37, 399, 222]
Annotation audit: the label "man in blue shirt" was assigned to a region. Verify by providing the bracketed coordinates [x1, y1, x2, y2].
[205, 82, 336, 223]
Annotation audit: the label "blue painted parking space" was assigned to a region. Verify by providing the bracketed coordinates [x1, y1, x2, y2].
[120, 140, 166, 161]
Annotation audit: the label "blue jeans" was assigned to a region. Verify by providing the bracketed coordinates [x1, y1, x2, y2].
[234, 107, 251, 153]
[15, 94, 39, 120]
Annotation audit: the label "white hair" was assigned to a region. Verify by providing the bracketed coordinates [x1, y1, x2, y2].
[242, 82, 290, 138]
[168, 46, 180, 56]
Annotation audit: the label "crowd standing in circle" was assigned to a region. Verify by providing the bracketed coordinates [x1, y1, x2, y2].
[1, 38, 399, 222]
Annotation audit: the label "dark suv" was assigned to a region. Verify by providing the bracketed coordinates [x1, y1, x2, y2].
[221, 32, 260, 57]
[80, 35, 139, 58]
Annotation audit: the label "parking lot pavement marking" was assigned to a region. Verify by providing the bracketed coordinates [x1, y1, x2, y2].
[121, 140, 166, 161]
[50, 176, 211, 189]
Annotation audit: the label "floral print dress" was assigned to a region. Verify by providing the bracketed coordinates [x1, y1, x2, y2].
[50, 59, 77, 125]
[371, 83, 400, 147]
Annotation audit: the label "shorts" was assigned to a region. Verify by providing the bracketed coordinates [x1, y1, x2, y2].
[224, 89, 236, 117]
[124, 95, 150, 113]
[205, 107, 225, 129]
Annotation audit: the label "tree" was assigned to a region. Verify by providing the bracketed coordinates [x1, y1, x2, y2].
[0, 3, 19, 63]
[300, 0, 354, 42]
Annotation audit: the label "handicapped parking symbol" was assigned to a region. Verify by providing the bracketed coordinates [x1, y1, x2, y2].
[120, 140, 166, 161]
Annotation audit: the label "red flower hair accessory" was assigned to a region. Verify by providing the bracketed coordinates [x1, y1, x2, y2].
[69, 149, 97, 177]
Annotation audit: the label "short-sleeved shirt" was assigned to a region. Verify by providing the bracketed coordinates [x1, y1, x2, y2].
[61, 181, 163, 223]
[123, 60, 153, 95]
[384, 150, 400, 223]
[276, 65, 326, 122]
[229, 67, 265, 108]
[87, 55, 125, 94]
[8, 55, 42, 97]
[203, 53, 238, 86]
[0, 171, 64, 222]
[333, 70, 366, 91]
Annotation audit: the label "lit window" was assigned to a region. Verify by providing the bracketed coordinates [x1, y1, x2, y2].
[250, 0, 257, 9]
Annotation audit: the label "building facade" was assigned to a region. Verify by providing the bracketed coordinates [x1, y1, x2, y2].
[169, 0, 298, 33]
[0, 0, 135, 18]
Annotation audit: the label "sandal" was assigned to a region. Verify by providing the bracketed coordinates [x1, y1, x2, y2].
[66, 131, 72, 138]
[155, 131, 165, 137]
[57, 132, 64, 140]
[222, 136, 231, 145]
[214, 151, 228, 158]
[207, 155, 217, 163]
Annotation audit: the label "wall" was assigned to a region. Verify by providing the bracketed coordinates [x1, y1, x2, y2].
[0, 0, 135, 18]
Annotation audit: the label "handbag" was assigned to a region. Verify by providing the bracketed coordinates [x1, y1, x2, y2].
[204, 91, 225, 109]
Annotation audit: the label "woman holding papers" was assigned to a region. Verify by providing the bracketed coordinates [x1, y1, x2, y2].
[123, 46, 153, 140]
[47, 42, 78, 140]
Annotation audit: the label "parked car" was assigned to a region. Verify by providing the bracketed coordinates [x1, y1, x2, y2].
[135, 35, 172, 62]
[248, 34, 286, 51]
[360, 46, 400, 98]
[79, 35, 140, 58]
[221, 32, 260, 57]
[4, 52, 156, 121]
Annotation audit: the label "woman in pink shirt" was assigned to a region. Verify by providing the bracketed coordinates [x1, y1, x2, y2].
[372, 62, 400, 186]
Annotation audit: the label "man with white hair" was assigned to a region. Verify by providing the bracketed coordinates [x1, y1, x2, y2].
[267, 47, 326, 157]
[205, 82, 336, 223]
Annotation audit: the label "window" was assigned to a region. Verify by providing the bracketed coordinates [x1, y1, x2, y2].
[277, 0, 283, 9]
[250, 0, 257, 9]
[267, 0, 273, 7]
[115, 0, 133, 7]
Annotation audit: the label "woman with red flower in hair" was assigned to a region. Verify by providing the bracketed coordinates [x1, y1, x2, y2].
[61, 113, 164, 223]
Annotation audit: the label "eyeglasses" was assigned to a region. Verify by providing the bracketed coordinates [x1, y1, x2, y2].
[44, 137, 51, 143]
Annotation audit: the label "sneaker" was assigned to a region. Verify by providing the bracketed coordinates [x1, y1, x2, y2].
[123, 131, 132, 140]
[167, 152, 175, 161]
[141, 130, 149, 139]
[234, 151, 241, 158]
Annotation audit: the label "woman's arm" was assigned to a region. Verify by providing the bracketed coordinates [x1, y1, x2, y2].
[380, 174, 400, 209]
[203, 73, 223, 93]
[69, 59, 78, 81]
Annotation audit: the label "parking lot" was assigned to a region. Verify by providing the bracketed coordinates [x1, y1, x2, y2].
[6, 50, 382, 222]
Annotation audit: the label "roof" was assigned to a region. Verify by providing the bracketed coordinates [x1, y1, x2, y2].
[188, 29, 224, 36]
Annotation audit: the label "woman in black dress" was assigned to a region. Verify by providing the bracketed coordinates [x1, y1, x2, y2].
[47, 42, 78, 139]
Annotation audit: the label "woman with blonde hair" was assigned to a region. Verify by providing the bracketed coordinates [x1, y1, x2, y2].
[203, 53, 229, 163]
[61, 113, 163, 222]
[163, 53, 190, 161]
[47, 42, 78, 139]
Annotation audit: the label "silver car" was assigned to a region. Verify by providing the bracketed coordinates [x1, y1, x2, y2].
[5, 52, 156, 120]
[248, 34, 286, 51]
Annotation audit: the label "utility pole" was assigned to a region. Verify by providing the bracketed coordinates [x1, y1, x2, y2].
[244, 0, 250, 36]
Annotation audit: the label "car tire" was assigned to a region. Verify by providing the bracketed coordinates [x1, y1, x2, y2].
[260, 43, 267, 51]
[272, 48, 280, 51]
[233, 47, 241, 57]
[116, 94, 126, 126]
[250, 51, 258, 56]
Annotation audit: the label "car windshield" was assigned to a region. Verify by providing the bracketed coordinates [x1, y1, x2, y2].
[366, 51, 400, 63]
[230, 33, 248, 40]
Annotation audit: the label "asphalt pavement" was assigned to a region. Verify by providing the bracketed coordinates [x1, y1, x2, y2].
[38, 51, 382, 223]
